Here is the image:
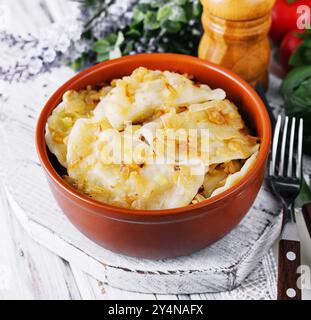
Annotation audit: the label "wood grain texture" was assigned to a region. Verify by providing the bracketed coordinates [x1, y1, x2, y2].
[70, 266, 157, 300]
[199, 0, 275, 88]
[0, 182, 81, 300]
[277, 240, 301, 300]
[200, 0, 275, 20]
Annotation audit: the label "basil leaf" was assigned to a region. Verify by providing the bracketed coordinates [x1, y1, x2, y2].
[144, 11, 160, 30]
[161, 19, 182, 33]
[192, 0, 202, 17]
[132, 7, 145, 24]
[169, 5, 187, 22]
[92, 39, 110, 53]
[126, 28, 141, 38]
[149, 0, 167, 8]
[76, 0, 203, 69]
[123, 40, 135, 54]
[281, 65, 311, 97]
[173, 0, 187, 5]
[71, 58, 82, 70]
[157, 5, 172, 21]
[290, 37, 311, 67]
[96, 53, 109, 62]
[296, 179, 311, 208]
[281, 65, 311, 153]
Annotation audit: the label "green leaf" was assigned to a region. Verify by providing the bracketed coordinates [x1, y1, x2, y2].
[296, 179, 311, 208]
[96, 53, 109, 62]
[290, 37, 311, 67]
[83, 0, 98, 7]
[135, 2, 151, 10]
[74, 0, 203, 72]
[192, 0, 202, 17]
[173, 0, 187, 5]
[71, 58, 82, 70]
[123, 40, 135, 54]
[149, 0, 167, 8]
[126, 28, 141, 37]
[93, 31, 123, 61]
[105, 33, 118, 45]
[281, 65, 311, 98]
[92, 39, 110, 53]
[280, 65, 311, 154]
[93, 32, 119, 53]
[161, 19, 182, 33]
[169, 5, 187, 22]
[157, 5, 172, 21]
[303, 47, 311, 62]
[132, 7, 145, 24]
[144, 11, 160, 30]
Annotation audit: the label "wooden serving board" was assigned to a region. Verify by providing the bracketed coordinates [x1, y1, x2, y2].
[0, 67, 284, 295]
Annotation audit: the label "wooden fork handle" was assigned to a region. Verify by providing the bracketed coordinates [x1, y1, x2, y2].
[302, 203, 311, 239]
[278, 240, 301, 300]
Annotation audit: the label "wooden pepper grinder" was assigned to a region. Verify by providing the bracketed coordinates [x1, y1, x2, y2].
[199, 0, 275, 89]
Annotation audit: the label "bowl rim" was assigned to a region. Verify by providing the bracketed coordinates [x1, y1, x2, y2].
[36, 53, 271, 217]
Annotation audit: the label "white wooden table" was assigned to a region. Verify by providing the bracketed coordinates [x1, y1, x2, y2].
[0, 0, 310, 300]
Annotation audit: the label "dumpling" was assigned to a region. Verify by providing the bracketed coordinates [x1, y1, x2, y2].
[203, 160, 242, 198]
[66, 117, 205, 210]
[46, 67, 260, 210]
[46, 86, 110, 167]
[136, 99, 259, 166]
[94, 67, 226, 130]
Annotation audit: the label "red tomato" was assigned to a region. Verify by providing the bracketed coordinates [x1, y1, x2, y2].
[270, 0, 311, 43]
[280, 30, 304, 72]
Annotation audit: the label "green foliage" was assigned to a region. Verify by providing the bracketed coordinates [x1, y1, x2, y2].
[289, 30, 311, 67]
[296, 178, 311, 207]
[93, 32, 124, 61]
[280, 65, 311, 153]
[74, 0, 202, 67]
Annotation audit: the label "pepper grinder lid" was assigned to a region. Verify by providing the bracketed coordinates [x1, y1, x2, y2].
[202, 0, 275, 21]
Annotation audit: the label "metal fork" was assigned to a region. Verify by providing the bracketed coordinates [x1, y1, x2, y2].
[269, 115, 303, 300]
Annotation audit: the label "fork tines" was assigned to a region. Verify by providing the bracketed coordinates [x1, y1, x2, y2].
[269, 115, 303, 179]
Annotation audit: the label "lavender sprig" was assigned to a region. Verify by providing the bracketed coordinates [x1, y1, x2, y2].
[90, 0, 138, 39]
[0, 8, 84, 82]
[0, 0, 203, 82]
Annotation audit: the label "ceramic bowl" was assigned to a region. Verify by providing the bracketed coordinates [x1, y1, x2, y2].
[36, 53, 271, 258]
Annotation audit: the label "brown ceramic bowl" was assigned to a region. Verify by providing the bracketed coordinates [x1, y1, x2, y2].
[36, 53, 271, 259]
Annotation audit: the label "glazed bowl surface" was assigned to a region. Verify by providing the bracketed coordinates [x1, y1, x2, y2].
[36, 53, 271, 258]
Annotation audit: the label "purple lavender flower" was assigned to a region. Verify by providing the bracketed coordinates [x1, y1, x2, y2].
[0, 0, 202, 82]
[0, 6, 84, 82]
[94, 0, 137, 37]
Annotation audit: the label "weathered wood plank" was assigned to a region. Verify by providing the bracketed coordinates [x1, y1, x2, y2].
[0, 68, 282, 295]
[3, 0, 308, 300]
[7, 0, 77, 36]
[0, 182, 81, 299]
[70, 266, 157, 300]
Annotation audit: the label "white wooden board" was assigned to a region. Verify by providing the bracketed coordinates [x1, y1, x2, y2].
[0, 67, 283, 295]
[2, 0, 311, 299]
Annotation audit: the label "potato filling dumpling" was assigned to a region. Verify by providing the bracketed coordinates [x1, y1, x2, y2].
[46, 67, 259, 210]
